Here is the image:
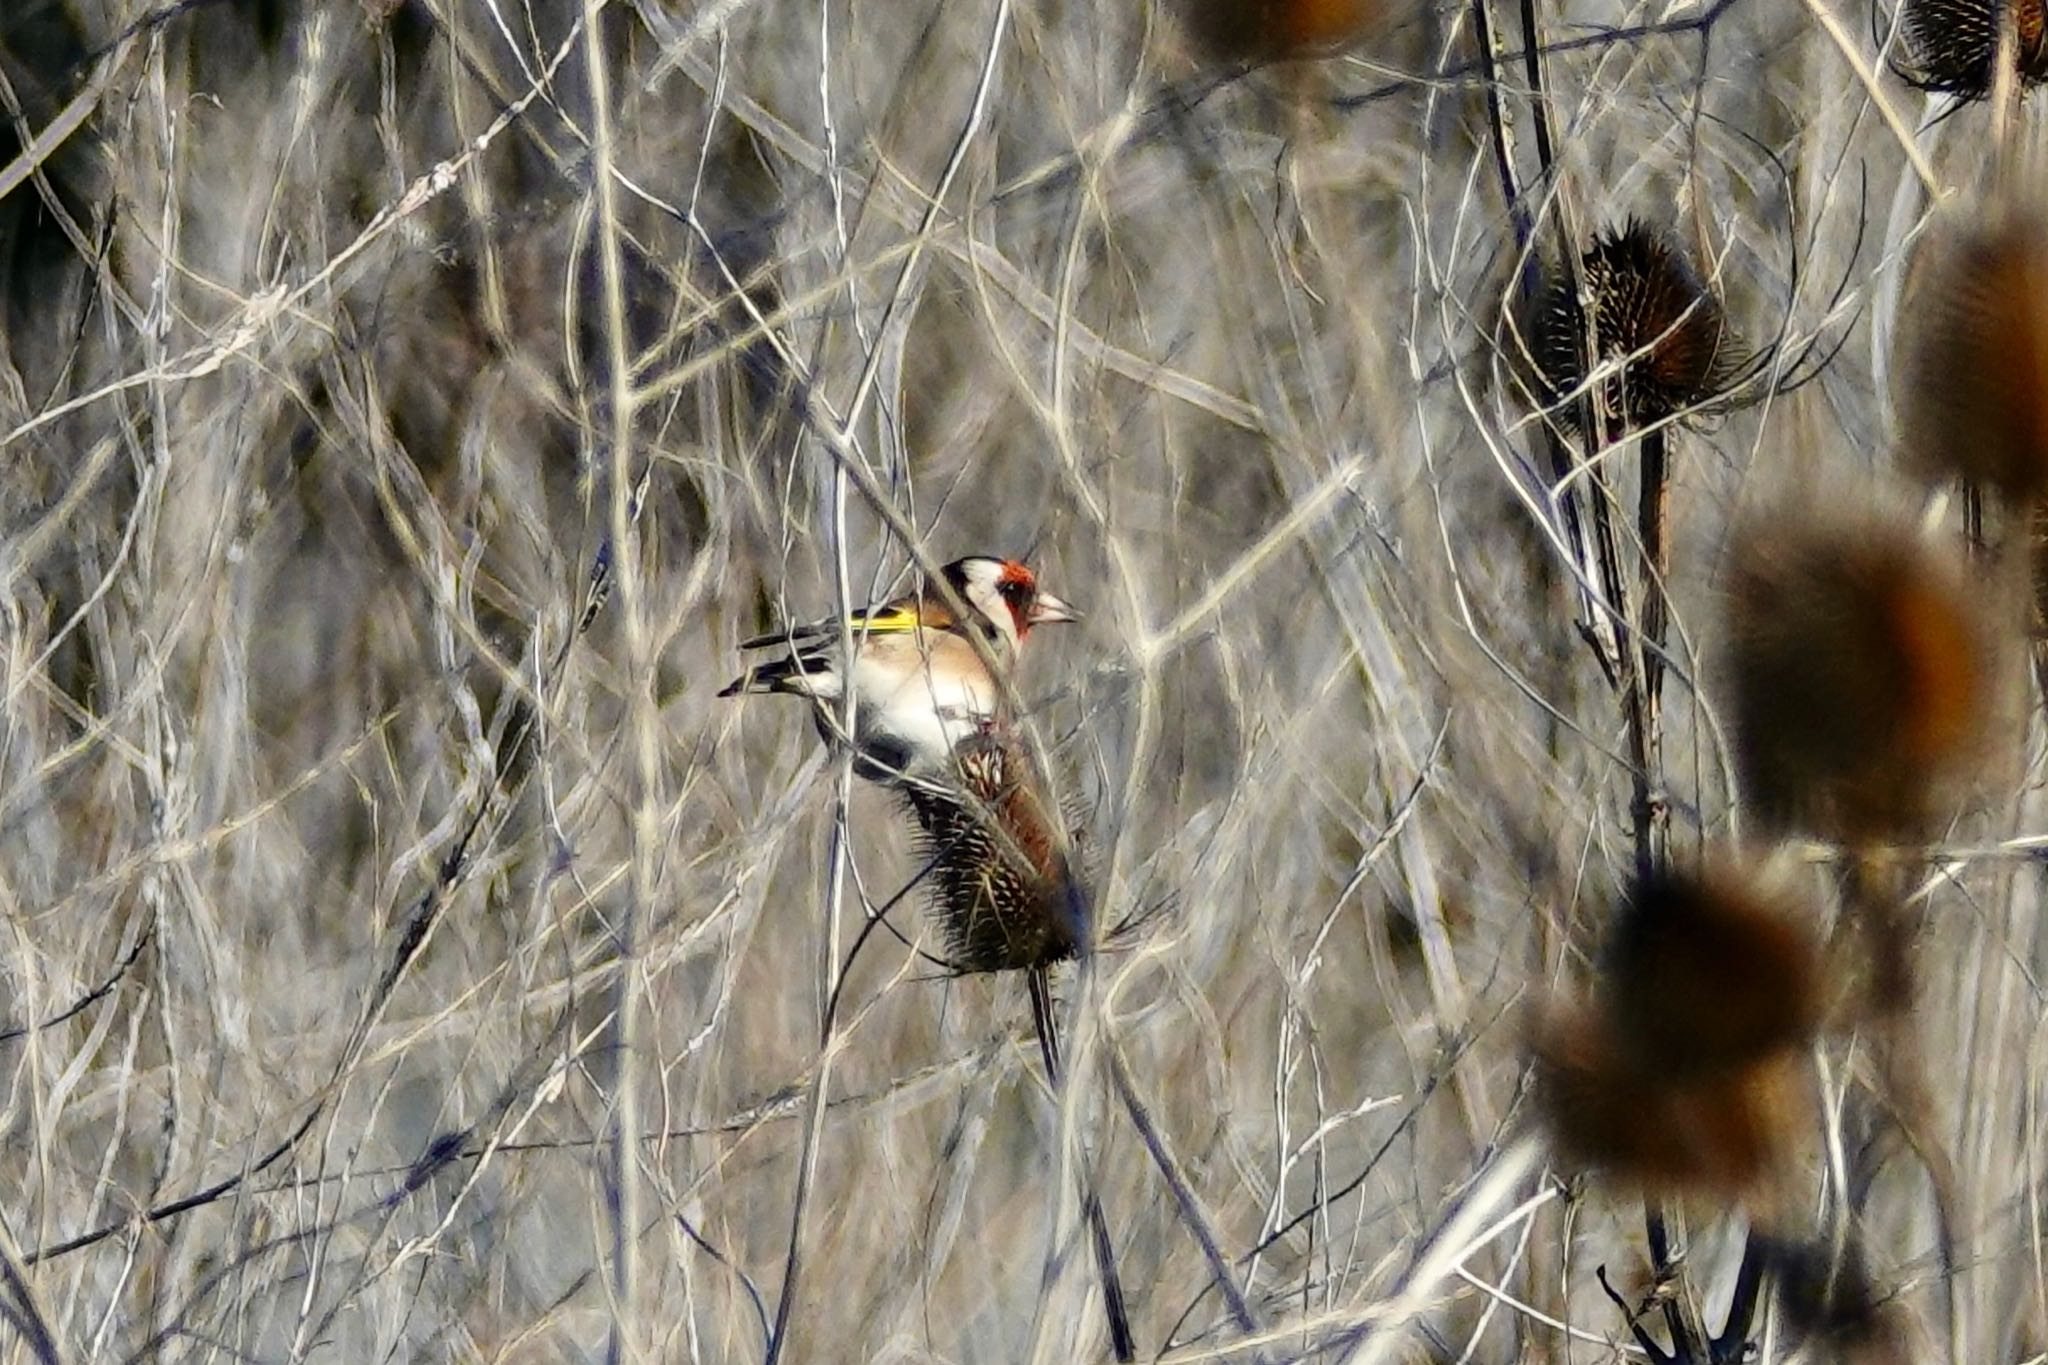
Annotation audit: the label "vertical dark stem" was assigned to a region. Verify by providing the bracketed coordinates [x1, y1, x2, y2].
[1498, 0, 1692, 1344]
[2029, 496, 2048, 703]
[1597, 464, 1656, 883]
[1637, 426, 1671, 872]
[1468, 0, 1531, 257]
[1030, 967, 1136, 1363]
[1521, 0, 1685, 1303]
[1478, 0, 1608, 708]
[1516, 0, 1556, 174]
[1709, 1234, 1771, 1362]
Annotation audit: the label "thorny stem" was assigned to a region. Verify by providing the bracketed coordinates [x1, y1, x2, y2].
[1710, 1236, 1771, 1361]
[1475, 0, 1610, 734]
[1637, 426, 1671, 868]
[1644, 1209, 1708, 1356]
[1469, 0, 1531, 257]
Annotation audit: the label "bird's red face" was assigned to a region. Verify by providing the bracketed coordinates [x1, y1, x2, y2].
[942, 555, 1080, 650]
[996, 561, 1079, 639]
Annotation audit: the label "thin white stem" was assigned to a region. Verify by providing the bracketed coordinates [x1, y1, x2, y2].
[580, 1, 653, 1359]
[1338, 1134, 1550, 1365]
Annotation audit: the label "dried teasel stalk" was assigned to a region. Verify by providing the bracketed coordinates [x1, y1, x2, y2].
[896, 724, 1134, 1361]
[1537, 1026, 1808, 1198]
[1898, 0, 2048, 98]
[1532, 864, 1822, 1203]
[1526, 219, 1743, 434]
[1895, 210, 2048, 503]
[1724, 515, 1999, 844]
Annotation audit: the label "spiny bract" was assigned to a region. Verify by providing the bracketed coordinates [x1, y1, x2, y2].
[1529, 219, 1740, 433]
[899, 728, 1090, 974]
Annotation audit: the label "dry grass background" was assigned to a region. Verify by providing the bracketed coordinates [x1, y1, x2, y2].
[0, 0, 2040, 1360]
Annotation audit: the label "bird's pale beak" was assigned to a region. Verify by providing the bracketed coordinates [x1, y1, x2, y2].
[1028, 592, 1080, 625]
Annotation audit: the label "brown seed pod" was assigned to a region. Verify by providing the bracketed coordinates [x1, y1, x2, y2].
[1527, 219, 1742, 433]
[1898, 0, 2048, 97]
[1725, 517, 1996, 843]
[899, 726, 1089, 973]
[1531, 863, 1821, 1200]
[1895, 212, 2048, 502]
[1182, 0, 1384, 62]
[1601, 868, 1821, 1082]
[1533, 1012, 1808, 1198]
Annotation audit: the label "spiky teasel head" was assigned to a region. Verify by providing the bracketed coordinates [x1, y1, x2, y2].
[1183, 0, 1386, 62]
[1895, 210, 2048, 502]
[898, 725, 1090, 974]
[1725, 515, 1998, 843]
[1525, 219, 1743, 434]
[1898, 0, 2048, 98]
[1532, 863, 1822, 1201]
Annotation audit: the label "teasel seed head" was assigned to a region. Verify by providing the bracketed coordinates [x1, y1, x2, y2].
[1601, 867, 1821, 1081]
[1895, 211, 2048, 502]
[1898, 0, 2048, 98]
[1725, 516, 1997, 843]
[1527, 219, 1742, 434]
[1183, 0, 1384, 62]
[1535, 1021, 1808, 1198]
[899, 725, 1090, 974]
[1532, 862, 1821, 1200]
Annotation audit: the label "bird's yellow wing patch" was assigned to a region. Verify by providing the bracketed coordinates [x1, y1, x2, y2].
[847, 605, 924, 634]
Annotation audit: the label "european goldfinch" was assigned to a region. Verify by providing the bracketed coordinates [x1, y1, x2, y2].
[718, 556, 1078, 784]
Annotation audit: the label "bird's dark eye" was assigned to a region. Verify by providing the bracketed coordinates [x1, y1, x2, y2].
[999, 580, 1030, 603]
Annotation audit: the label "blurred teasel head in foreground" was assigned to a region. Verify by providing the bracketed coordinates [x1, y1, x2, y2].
[1897, 0, 2048, 98]
[1598, 867, 1821, 1081]
[1533, 863, 1821, 1201]
[1725, 515, 1998, 844]
[1524, 219, 1745, 435]
[1181, 0, 1388, 63]
[1895, 209, 2048, 502]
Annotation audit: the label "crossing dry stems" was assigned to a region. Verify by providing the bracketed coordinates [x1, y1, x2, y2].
[5, 0, 2048, 1360]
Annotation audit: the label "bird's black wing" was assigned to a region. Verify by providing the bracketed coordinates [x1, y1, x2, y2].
[737, 599, 924, 650]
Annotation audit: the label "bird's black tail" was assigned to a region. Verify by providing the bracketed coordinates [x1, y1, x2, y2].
[716, 654, 806, 698]
[1029, 966, 1136, 1363]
